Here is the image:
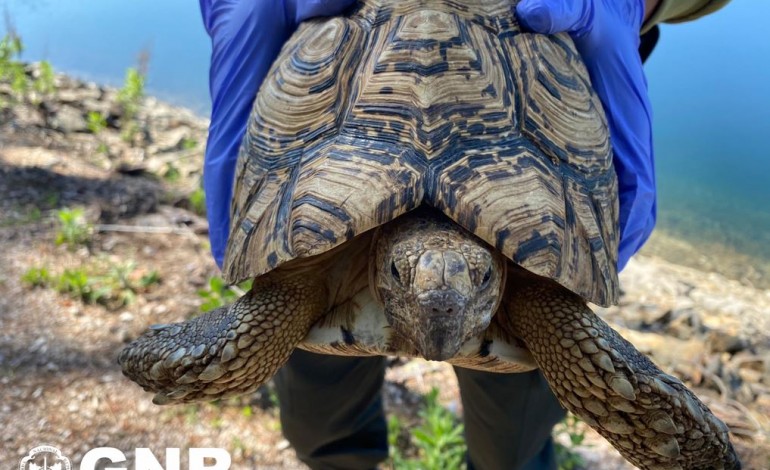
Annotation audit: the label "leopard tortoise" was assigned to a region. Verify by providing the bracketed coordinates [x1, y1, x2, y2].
[119, 0, 740, 468]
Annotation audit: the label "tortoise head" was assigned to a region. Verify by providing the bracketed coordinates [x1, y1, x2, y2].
[371, 210, 507, 361]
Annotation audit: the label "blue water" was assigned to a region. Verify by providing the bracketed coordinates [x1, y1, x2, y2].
[2, 0, 769, 262]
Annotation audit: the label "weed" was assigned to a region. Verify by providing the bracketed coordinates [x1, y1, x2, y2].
[98, 261, 161, 307]
[0, 33, 28, 102]
[0, 206, 42, 227]
[0, 34, 56, 105]
[55, 268, 110, 304]
[26, 206, 42, 222]
[139, 270, 161, 289]
[21, 267, 50, 287]
[183, 405, 200, 425]
[162, 163, 181, 182]
[32, 60, 55, 98]
[197, 276, 253, 313]
[105, 260, 138, 305]
[117, 67, 145, 142]
[389, 388, 467, 470]
[211, 416, 224, 429]
[231, 437, 247, 453]
[554, 414, 587, 470]
[181, 137, 198, 150]
[22, 258, 161, 308]
[86, 111, 107, 134]
[189, 187, 206, 216]
[43, 192, 60, 208]
[54, 207, 92, 248]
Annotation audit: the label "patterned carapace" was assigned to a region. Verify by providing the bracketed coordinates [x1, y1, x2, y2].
[223, 0, 619, 306]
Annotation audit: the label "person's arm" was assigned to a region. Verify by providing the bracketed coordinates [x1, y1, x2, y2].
[200, 0, 355, 268]
[643, 0, 731, 33]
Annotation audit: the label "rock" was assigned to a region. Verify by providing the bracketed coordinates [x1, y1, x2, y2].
[81, 97, 112, 117]
[738, 368, 763, 384]
[149, 126, 192, 153]
[57, 87, 102, 104]
[119, 312, 134, 322]
[50, 105, 88, 132]
[708, 330, 749, 355]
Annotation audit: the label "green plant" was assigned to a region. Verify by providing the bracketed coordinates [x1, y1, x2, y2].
[55, 268, 110, 304]
[162, 163, 181, 182]
[388, 415, 414, 469]
[32, 60, 55, 97]
[181, 137, 198, 150]
[197, 276, 253, 313]
[0, 206, 42, 227]
[105, 260, 138, 304]
[43, 191, 60, 208]
[231, 437, 247, 453]
[86, 110, 107, 134]
[0, 35, 56, 105]
[139, 270, 161, 289]
[189, 187, 206, 216]
[117, 67, 145, 142]
[21, 257, 161, 307]
[97, 261, 161, 306]
[21, 267, 50, 287]
[54, 207, 92, 247]
[554, 414, 587, 470]
[389, 388, 467, 470]
[0, 33, 28, 102]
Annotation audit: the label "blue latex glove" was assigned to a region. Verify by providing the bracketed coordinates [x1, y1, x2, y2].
[516, 0, 656, 271]
[200, 0, 356, 268]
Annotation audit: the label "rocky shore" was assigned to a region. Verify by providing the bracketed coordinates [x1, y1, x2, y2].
[1, 68, 768, 468]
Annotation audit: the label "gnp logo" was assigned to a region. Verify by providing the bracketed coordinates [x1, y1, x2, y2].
[20, 446, 231, 470]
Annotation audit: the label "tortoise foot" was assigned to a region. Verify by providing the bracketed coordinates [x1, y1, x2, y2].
[119, 275, 328, 404]
[504, 280, 741, 470]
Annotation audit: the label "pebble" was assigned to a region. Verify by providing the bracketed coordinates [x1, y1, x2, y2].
[119, 311, 135, 322]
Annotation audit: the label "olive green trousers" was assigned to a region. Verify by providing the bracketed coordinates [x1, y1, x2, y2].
[274, 349, 566, 470]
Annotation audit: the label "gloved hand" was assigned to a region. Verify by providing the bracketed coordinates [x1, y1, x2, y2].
[200, 0, 356, 268]
[516, 0, 655, 271]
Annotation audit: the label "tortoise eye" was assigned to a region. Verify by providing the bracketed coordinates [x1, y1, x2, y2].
[391, 261, 402, 283]
[481, 266, 492, 287]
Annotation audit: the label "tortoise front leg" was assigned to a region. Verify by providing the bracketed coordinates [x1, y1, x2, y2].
[500, 275, 740, 470]
[119, 273, 328, 405]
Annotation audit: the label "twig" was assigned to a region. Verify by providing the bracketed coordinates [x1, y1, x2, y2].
[698, 365, 729, 399]
[726, 398, 765, 434]
[94, 224, 195, 235]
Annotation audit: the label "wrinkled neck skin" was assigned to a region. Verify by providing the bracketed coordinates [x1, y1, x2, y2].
[370, 209, 507, 361]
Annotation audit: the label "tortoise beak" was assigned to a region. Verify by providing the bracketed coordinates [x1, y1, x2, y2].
[416, 291, 466, 361]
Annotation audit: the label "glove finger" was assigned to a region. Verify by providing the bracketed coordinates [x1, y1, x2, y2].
[293, 0, 357, 23]
[515, 0, 592, 35]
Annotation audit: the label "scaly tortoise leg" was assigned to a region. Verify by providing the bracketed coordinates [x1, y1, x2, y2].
[500, 274, 740, 470]
[119, 272, 328, 405]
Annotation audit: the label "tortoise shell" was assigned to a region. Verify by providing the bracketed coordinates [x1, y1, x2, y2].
[222, 0, 619, 307]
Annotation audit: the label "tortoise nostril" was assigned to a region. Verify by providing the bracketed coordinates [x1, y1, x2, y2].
[431, 306, 453, 314]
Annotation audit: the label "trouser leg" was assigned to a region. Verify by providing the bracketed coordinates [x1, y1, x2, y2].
[274, 349, 388, 470]
[455, 367, 567, 470]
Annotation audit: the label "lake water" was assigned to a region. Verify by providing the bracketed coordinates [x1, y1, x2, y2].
[3, 0, 769, 281]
